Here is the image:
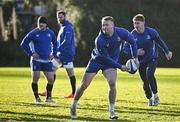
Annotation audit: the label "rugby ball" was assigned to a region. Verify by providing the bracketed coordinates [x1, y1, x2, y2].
[126, 59, 138, 74]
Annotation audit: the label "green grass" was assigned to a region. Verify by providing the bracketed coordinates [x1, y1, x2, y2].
[0, 67, 180, 121]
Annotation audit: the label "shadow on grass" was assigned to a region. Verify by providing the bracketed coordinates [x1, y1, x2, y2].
[76, 104, 180, 117]
[117, 99, 180, 107]
[1, 98, 179, 121]
[76, 98, 180, 117]
[118, 106, 180, 117]
[76, 116, 134, 122]
[83, 98, 180, 107]
[0, 110, 133, 121]
[0, 101, 70, 108]
[0, 110, 70, 121]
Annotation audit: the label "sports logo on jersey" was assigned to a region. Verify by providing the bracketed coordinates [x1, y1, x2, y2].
[117, 37, 121, 42]
[147, 35, 151, 39]
[106, 43, 109, 47]
[66, 31, 71, 34]
[35, 34, 40, 37]
[47, 33, 51, 37]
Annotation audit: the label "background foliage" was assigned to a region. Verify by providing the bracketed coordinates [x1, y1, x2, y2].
[0, 0, 179, 67]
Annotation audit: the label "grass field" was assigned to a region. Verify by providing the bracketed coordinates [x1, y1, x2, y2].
[0, 67, 180, 121]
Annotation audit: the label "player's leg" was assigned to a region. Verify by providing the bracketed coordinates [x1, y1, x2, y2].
[60, 61, 76, 98]
[74, 72, 96, 101]
[139, 65, 153, 106]
[70, 59, 99, 119]
[43, 71, 55, 102]
[38, 58, 62, 97]
[32, 71, 41, 103]
[52, 58, 62, 81]
[146, 59, 159, 105]
[30, 60, 41, 103]
[70, 72, 96, 118]
[43, 62, 55, 102]
[103, 68, 118, 120]
[65, 67, 76, 98]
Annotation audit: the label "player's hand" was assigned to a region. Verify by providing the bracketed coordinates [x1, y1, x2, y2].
[138, 48, 145, 56]
[120, 65, 128, 72]
[49, 55, 54, 60]
[32, 53, 39, 58]
[56, 51, 61, 57]
[165, 51, 173, 60]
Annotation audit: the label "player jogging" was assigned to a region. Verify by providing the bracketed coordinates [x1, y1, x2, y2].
[124, 14, 172, 106]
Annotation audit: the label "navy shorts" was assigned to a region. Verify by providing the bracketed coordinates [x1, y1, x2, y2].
[30, 60, 53, 71]
[59, 53, 74, 65]
[85, 59, 115, 73]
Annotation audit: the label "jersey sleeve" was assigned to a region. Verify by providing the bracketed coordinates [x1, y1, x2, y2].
[123, 41, 131, 55]
[58, 26, 73, 52]
[94, 37, 122, 69]
[150, 28, 170, 54]
[119, 29, 138, 58]
[51, 31, 58, 57]
[20, 32, 34, 56]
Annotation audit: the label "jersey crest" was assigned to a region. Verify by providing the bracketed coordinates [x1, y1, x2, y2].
[147, 35, 151, 39]
[47, 33, 51, 37]
[35, 34, 40, 37]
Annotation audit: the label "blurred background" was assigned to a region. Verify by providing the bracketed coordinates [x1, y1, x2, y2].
[0, 0, 179, 67]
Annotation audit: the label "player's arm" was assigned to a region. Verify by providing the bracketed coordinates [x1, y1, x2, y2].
[151, 29, 172, 60]
[151, 29, 170, 53]
[123, 42, 131, 55]
[94, 38, 123, 69]
[124, 41, 145, 56]
[51, 32, 58, 58]
[58, 27, 72, 52]
[20, 33, 34, 56]
[121, 29, 139, 66]
[123, 31, 138, 59]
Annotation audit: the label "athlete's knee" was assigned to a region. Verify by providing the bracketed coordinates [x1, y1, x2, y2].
[147, 73, 155, 81]
[32, 81, 38, 84]
[53, 73, 56, 82]
[66, 68, 74, 77]
[32, 74, 40, 81]
[109, 81, 116, 89]
[147, 68, 155, 79]
[47, 77, 54, 84]
[68, 72, 74, 77]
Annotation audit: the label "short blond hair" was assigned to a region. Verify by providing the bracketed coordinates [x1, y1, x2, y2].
[133, 14, 145, 22]
[101, 16, 114, 23]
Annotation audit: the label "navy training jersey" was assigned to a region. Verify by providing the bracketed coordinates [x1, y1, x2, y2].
[124, 27, 170, 65]
[91, 27, 137, 68]
[57, 20, 76, 58]
[20, 27, 57, 62]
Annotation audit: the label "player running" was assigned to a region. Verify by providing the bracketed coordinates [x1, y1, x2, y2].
[124, 14, 172, 106]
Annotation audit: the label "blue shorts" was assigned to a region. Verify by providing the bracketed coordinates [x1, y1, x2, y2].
[85, 59, 115, 73]
[59, 54, 74, 65]
[30, 60, 53, 71]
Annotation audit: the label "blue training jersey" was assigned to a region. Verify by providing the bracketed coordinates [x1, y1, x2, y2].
[91, 27, 138, 69]
[57, 20, 76, 59]
[20, 27, 57, 62]
[124, 27, 170, 65]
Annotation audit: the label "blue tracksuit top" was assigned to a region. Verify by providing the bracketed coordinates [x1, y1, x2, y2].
[57, 20, 76, 59]
[91, 27, 138, 69]
[124, 27, 170, 65]
[20, 27, 57, 61]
